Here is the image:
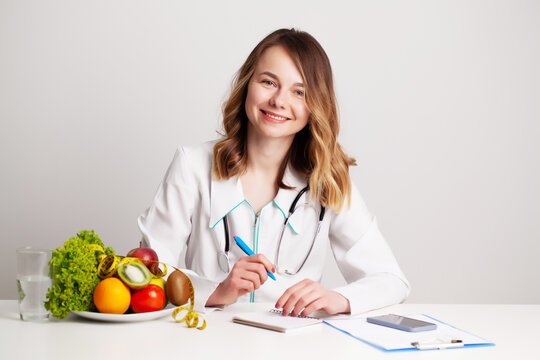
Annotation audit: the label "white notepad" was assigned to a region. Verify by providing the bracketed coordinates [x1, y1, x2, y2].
[233, 309, 322, 332]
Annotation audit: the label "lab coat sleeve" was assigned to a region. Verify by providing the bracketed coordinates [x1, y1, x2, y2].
[138, 146, 219, 313]
[328, 183, 410, 315]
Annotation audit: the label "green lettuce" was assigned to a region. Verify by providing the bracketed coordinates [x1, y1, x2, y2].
[45, 230, 114, 319]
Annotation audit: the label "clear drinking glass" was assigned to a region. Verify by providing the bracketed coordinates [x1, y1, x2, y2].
[16, 247, 52, 321]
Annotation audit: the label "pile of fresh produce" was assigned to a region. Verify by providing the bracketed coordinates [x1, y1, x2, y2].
[44, 230, 198, 327]
[45, 230, 115, 319]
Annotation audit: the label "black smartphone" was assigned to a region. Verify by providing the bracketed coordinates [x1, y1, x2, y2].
[367, 314, 437, 332]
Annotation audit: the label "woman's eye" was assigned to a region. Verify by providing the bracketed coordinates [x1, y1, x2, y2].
[295, 90, 305, 97]
[262, 79, 275, 86]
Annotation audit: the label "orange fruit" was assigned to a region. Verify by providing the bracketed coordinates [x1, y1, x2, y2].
[93, 277, 131, 314]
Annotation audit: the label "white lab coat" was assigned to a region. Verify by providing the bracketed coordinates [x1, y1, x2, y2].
[138, 141, 410, 314]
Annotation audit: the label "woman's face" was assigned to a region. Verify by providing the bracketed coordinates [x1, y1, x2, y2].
[244, 45, 310, 143]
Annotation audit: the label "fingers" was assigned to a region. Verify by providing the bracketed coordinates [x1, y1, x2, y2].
[208, 254, 276, 306]
[275, 279, 322, 317]
[274, 280, 350, 317]
[275, 279, 313, 308]
[301, 291, 351, 317]
[227, 256, 272, 293]
[289, 290, 320, 317]
[245, 254, 275, 275]
[227, 276, 256, 295]
[238, 258, 270, 283]
[300, 298, 327, 317]
[240, 262, 268, 287]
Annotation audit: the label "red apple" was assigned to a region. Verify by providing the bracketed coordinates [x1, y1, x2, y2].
[126, 247, 159, 273]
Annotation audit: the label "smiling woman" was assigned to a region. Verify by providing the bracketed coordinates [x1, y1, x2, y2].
[213, 29, 355, 212]
[244, 46, 310, 142]
[138, 28, 410, 317]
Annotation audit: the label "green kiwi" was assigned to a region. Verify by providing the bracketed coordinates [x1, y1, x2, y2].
[117, 262, 152, 290]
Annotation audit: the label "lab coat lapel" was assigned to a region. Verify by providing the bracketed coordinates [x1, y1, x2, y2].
[209, 175, 244, 229]
[273, 164, 308, 234]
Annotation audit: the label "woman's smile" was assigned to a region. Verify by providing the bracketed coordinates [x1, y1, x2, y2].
[261, 109, 290, 124]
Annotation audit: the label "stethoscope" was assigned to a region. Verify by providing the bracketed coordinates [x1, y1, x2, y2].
[216, 186, 326, 275]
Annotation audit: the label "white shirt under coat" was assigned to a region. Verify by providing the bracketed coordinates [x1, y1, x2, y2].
[138, 141, 410, 314]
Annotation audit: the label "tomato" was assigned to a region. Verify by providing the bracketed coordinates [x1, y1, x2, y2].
[130, 284, 166, 313]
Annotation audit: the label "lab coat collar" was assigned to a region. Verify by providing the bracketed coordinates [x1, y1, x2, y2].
[209, 175, 244, 229]
[209, 163, 308, 233]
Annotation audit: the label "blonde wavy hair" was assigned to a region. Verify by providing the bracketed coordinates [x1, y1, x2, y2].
[212, 28, 356, 212]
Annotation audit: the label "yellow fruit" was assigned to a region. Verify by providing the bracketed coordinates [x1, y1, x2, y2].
[149, 278, 166, 294]
[93, 277, 131, 314]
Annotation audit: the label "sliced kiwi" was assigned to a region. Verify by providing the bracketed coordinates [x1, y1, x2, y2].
[117, 262, 152, 290]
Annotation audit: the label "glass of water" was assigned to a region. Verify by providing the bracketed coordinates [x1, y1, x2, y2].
[16, 247, 52, 321]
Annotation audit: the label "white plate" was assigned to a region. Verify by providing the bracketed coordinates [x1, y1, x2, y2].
[71, 305, 176, 322]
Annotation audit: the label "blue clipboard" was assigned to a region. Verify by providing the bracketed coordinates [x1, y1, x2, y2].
[323, 314, 495, 352]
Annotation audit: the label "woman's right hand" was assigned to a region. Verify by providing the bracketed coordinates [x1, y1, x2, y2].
[206, 254, 275, 306]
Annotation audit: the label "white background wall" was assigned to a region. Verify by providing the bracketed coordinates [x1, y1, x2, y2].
[1, 0, 538, 303]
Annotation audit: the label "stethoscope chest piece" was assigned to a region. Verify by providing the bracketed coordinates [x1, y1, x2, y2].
[217, 251, 230, 273]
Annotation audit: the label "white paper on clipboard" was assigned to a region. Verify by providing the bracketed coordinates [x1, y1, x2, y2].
[324, 314, 494, 351]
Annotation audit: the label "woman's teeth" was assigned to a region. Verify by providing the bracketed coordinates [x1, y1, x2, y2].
[264, 111, 287, 121]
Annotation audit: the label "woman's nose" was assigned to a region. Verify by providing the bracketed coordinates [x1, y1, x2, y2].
[269, 89, 286, 109]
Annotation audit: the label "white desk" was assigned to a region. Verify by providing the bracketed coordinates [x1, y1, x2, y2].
[0, 301, 537, 360]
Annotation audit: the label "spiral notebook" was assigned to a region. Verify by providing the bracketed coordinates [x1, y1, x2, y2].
[233, 309, 323, 332]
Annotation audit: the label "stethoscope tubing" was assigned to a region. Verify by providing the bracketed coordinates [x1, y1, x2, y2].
[219, 186, 325, 274]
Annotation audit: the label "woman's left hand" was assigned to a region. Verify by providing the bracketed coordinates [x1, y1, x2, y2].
[274, 279, 351, 317]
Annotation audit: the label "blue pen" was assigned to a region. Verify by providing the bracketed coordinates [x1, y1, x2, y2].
[234, 236, 276, 281]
